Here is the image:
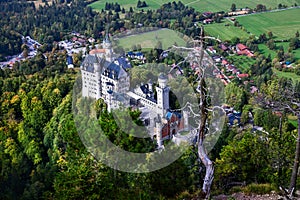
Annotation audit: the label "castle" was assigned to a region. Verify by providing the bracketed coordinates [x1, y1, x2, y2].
[80, 36, 186, 148]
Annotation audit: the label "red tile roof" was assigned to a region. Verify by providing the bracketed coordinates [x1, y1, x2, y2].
[222, 60, 228, 65]
[237, 73, 249, 78]
[236, 43, 248, 51]
[89, 49, 106, 54]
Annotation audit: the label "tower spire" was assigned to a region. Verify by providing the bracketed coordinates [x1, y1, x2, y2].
[105, 24, 110, 43]
[103, 24, 113, 62]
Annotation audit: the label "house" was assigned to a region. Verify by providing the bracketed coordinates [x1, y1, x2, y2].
[228, 9, 250, 16]
[250, 86, 258, 94]
[66, 56, 74, 68]
[202, 12, 212, 17]
[236, 43, 248, 51]
[227, 65, 235, 71]
[232, 69, 240, 74]
[207, 46, 217, 54]
[216, 74, 225, 79]
[236, 43, 254, 57]
[222, 59, 229, 66]
[237, 73, 249, 79]
[203, 19, 213, 24]
[212, 55, 222, 62]
[219, 43, 229, 51]
[127, 51, 145, 60]
[228, 112, 241, 126]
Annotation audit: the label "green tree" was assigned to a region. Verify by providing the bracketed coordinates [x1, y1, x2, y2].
[231, 3, 236, 12]
[289, 37, 300, 50]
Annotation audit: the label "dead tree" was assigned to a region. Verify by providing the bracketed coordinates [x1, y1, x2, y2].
[168, 26, 223, 199]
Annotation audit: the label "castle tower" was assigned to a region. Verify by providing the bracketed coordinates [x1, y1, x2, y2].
[183, 109, 189, 130]
[148, 79, 153, 93]
[102, 34, 113, 62]
[155, 115, 163, 149]
[156, 74, 170, 115]
[107, 89, 113, 112]
[94, 62, 102, 99]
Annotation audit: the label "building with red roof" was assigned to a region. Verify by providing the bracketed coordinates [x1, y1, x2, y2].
[237, 73, 249, 78]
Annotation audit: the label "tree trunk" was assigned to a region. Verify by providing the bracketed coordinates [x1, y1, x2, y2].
[197, 77, 214, 199]
[289, 114, 300, 195]
[198, 138, 214, 199]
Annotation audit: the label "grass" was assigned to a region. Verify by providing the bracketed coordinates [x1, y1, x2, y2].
[273, 68, 300, 82]
[89, 0, 164, 11]
[258, 44, 277, 58]
[114, 29, 187, 50]
[204, 19, 250, 41]
[288, 115, 298, 127]
[258, 42, 300, 60]
[227, 55, 255, 72]
[89, 0, 300, 13]
[187, 0, 300, 12]
[289, 119, 298, 127]
[236, 8, 300, 40]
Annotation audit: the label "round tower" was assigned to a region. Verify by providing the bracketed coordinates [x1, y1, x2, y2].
[148, 79, 153, 93]
[155, 116, 163, 149]
[158, 73, 168, 88]
[107, 89, 113, 112]
[156, 73, 169, 114]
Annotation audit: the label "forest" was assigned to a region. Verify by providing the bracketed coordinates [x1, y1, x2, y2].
[0, 0, 300, 199]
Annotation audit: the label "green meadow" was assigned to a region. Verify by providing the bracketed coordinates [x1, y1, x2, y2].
[203, 19, 250, 41]
[273, 68, 300, 83]
[89, 0, 300, 12]
[258, 42, 300, 60]
[236, 8, 300, 40]
[114, 29, 187, 50]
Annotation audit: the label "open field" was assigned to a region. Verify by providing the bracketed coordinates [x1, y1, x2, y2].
[273, 68, 300, 82]
[236, 8, 300, 40]
[288, 115, 298, 127]
[89, 0, 163, 11]
[114, 29, 187, 50]
[186, 0, 299, 12]
[258, 42, 300, 60]
[227, 55, 255, 72]
[89, 0, 300, 12]
[204, 20, 250, 41]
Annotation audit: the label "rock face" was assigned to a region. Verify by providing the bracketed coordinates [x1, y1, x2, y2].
[230, 192, 281, 200]
[213, 192, 282, 200]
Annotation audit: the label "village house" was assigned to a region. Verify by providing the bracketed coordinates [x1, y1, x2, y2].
[236, 43, 254, 57]
[207, 46, 217, 54]
[203, 19, 214, 24]
[228, 8, 250, 16]
[219, 43, 229, 52]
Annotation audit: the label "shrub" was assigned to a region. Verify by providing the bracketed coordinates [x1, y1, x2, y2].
[242, 183, 276, 195]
